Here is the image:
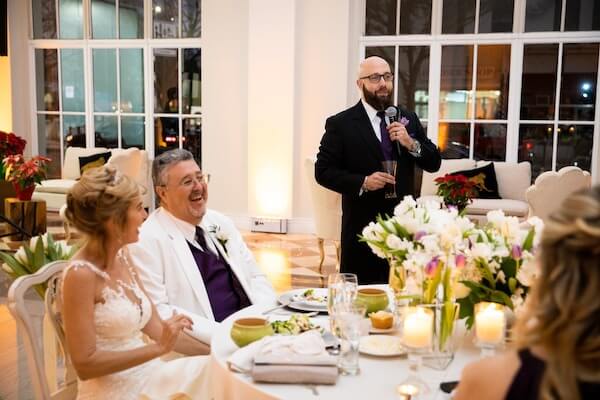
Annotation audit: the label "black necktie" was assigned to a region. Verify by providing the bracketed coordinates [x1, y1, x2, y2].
[195, 227, 216, 257]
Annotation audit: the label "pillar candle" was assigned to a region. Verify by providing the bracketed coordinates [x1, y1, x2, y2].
[403, 307, 433, 348]
[475, 303, 505, 344]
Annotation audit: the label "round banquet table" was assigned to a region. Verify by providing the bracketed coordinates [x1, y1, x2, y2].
[210, 303, 482, 400]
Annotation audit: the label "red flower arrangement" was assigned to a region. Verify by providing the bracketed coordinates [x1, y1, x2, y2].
[434, 173, 486, 212]
[3, 154, 52, 200]
[0, 131, 27, 178]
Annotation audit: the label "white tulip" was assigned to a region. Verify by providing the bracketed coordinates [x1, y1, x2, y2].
[2, 263, 13, 274]
[14, 247, 28, 265]
[453, 281, 471, 299]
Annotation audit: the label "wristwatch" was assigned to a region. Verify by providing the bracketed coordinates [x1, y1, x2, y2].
[411, 140, 422, 155]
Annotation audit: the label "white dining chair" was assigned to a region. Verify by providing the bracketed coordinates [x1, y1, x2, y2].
[304, 157, 342, 275]
[8, 260, 77, 400]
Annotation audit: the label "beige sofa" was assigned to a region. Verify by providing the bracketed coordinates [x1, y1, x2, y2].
[33, 147, 152, 210]
[419, 159, 532, 221]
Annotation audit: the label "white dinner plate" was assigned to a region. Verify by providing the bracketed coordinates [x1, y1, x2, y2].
[359, 335, 406, 357]
[277, 288, 328, 312]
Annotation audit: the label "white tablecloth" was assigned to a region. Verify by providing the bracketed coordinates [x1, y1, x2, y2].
[210, 304, 481, 400]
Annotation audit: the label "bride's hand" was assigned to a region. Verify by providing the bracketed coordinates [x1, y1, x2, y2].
[157, 313, 193, 354]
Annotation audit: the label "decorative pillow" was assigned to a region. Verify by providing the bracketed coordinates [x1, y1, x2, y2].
[78, 152, 111, 175]
[450, 162, 501, 199]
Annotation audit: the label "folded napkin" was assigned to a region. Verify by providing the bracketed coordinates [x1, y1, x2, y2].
[227, 330, 339, 385]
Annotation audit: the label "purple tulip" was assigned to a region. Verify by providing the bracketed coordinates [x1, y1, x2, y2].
[414, 230, 427, 241]
[455, 254, 466, 269]
[425, 256, 440, 277]
[511, 244, 522, 260]
[400, 117, 410, 126]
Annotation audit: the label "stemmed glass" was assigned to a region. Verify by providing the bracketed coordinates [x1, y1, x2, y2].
[327, 273, 358, 335]
[397, 305, 434, 397]
[381, 160, 398, 199]
[474, 302, 506, 357]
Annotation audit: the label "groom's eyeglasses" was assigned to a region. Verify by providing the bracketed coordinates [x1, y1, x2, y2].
[179, 173, 210, 188]
[360, 72, 393, 83]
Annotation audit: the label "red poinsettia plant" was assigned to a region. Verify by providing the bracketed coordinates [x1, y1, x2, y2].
[434, 173, 485, 212]
[3, 155, 52, 199]
[0, 131, 27, 178]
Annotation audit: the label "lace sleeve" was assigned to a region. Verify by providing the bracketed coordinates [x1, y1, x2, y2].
[64, 260, 110, 281]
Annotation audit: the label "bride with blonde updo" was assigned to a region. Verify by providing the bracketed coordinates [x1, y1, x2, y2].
[62, 165, 210, 400]
[455, 186, 600, 400]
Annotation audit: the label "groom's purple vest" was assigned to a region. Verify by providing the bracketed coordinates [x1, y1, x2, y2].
[187, 241, 252, 322]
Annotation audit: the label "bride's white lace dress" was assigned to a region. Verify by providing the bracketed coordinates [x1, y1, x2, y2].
[64, 260, 209, 400]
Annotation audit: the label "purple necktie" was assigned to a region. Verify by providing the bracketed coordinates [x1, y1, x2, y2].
[377, 111, 394, 160]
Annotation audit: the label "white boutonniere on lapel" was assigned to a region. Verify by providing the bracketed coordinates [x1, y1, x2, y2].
[208, 224, 229, 255]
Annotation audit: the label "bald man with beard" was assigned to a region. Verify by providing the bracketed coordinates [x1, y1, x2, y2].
[315, 56, 441, 284]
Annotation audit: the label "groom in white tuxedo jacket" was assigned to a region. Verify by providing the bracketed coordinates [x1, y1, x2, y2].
[129, 149, 276, 345]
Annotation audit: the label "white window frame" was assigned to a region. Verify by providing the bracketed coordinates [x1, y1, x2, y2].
[357, 0, 600, 177]
[28, 0, 203, 173]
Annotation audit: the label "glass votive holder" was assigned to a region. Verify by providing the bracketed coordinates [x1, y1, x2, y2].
[474, 302, 506, 357]
[397, 306, 434, 396]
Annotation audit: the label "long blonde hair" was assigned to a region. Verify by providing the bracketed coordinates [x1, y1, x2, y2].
[515, 185, 600, 399]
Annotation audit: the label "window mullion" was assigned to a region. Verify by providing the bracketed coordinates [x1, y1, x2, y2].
[427, 43, 441, 144]
[552, 43, 565, 171]
[470, 44, 478, 159]
[116, 48, 122, 147]
[591, 47, 600, 184]
[506, 41, 523, 163]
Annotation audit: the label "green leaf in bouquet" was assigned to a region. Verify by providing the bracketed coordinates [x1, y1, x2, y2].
[490, 290, 513, 309]
[457, 296, 476, 329]
[0, 251, 30, 278]
[522, 227, 535, 251]
[22, 246, 36, 274]
[502, 257, 517, 279]
[508, 277, 517, 294]
[32, 236, 45, 271]
[476, 261, 496, 288]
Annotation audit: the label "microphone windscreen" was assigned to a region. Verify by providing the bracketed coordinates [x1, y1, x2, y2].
[385, 106, 398, 122]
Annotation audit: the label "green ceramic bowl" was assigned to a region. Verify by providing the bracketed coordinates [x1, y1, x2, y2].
[230, 317, 274, 347]
[356, 288, 389, 314]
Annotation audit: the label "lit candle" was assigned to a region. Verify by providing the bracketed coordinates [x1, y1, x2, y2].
[475, 303, 505, 345]
[397, 383, 419, 399]
[403, 307, 433, 348]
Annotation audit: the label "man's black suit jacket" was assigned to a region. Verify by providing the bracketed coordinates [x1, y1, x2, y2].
[315, 101, 441, 283]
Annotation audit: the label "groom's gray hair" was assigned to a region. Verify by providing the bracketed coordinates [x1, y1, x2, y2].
[152, 148, 195, 188]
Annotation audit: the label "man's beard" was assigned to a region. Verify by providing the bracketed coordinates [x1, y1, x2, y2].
[362, 85, 393, 111]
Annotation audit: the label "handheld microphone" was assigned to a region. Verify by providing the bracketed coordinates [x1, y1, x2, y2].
[384, 106, 402, 156]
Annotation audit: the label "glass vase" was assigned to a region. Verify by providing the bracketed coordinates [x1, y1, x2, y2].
[388, 259, 407, 323]
[422, 301, 461, 370]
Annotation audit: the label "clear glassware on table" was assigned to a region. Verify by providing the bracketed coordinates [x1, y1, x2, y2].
[334, 303, 366, 376]
[474, 302, 506, 357]
[327, 272, 358, 335]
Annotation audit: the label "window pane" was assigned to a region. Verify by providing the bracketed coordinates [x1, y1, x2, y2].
[32, 0, 57, 39]
[525, 0, 561, 32]
[59, 0, 83, 39]
[121, 116, 145, 149]
[365, 0, 397, 36]
[518, 124, 553, 178]
[183, 117, 202, 166]
[565, 0, 600, 31]
[399, 0, 431, 34]
[559, 43, 599, 121]
[120, 0, 144, 39]
[476, 45, 510, 120]
[155, 117, 179, 156]
[478, 0, 514, 33]
[182, 0, 201, 38]
[520, 44, 559, 120]
[398, 46, 429, 118]
[474, 123, 506, 161]
[442, 0, 475, 34]
[556, 124, 594, 171]
[63, 115, 86, 149]
[60, 49, 85, 112]
[182, 49, 201, 114]
[120, 49, 144, 113]
[93, 49, 117, 112]
[35, 49, 60, 112]
[154, 49, 179, 113]
[91, 0, 116, 39]
[153, 0, 178, 38]
[37, 115, 60, 178]
[440, 45, 473, 119]
[438, 123, 470, 159]
[94, 115, 118, 148]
